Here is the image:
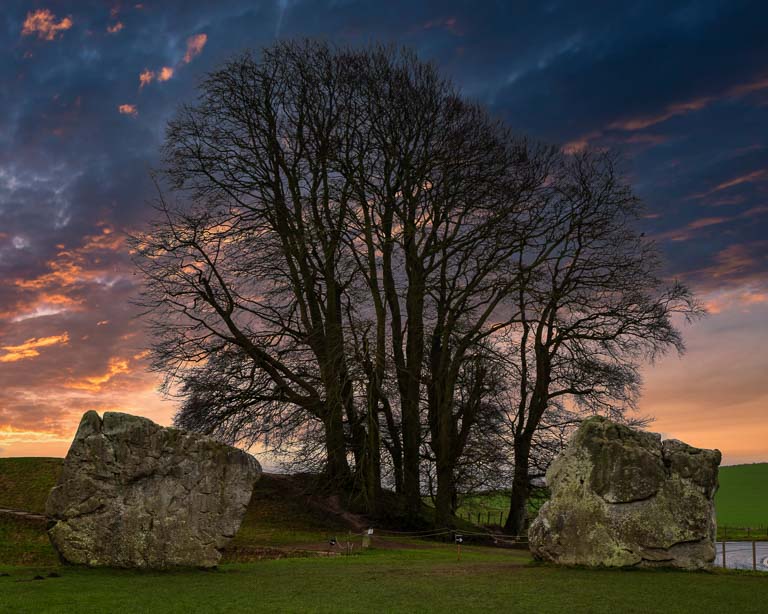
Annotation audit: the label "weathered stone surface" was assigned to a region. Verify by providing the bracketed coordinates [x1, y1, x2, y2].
[529, 416, 720, 569]
[46, 411, 260, 568]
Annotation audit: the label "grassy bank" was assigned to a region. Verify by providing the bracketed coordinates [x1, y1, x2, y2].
[0, 458, 61, 513]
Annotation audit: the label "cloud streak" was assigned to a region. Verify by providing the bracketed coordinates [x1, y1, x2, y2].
[0, 334, 70, 363]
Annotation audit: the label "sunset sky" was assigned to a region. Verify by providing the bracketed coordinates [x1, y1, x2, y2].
[1, 1, 766, 465]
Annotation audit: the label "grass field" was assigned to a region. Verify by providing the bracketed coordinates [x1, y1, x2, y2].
[716, 463, 768, 528]
[1, 457, 767, 612]
[2, 549, 768, 613]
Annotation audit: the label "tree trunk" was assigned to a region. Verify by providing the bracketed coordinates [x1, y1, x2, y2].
[362, 393, 382, 511]
[504, 434, 531, 536]
[434, 459, 455, 528]
[401, 270, 425, 517]
[323, 405, 351, 486]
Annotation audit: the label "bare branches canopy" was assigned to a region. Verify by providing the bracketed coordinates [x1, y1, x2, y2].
[131, 40, 701, 528]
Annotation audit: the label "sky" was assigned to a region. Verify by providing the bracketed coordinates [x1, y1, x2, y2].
[0, 1, 766, 465]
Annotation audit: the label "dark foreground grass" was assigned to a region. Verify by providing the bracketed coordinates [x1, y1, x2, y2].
[1, 547, 767, 614]
[0, 516, 58, 567]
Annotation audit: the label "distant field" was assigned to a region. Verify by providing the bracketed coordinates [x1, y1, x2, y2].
[455, 464, 768, 534]
[716, 463, 768, 528]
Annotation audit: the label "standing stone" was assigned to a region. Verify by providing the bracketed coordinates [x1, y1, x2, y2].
[46, 411, 260, 568]
[529, 416, 720, 569]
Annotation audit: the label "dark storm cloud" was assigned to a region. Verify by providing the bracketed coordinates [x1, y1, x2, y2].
[0, 0, 766, 451]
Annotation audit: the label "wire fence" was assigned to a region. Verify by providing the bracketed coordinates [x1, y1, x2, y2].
[458, 509, 509, 527]
[715, 541, 768, 571]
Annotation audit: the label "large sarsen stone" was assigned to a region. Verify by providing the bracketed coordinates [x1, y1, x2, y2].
[46, 411, 260, 568]
[529, 416, 720, 569]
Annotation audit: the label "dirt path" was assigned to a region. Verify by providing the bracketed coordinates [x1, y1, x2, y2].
[0, 507, 47, 522]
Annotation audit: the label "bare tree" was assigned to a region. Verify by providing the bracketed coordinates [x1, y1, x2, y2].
[500, 150, 703, 535]
[133, 42, 369, 490]
[132, 41, 700, 529]
[132, 42, 545, 520]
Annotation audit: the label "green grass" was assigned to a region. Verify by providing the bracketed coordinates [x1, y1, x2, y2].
[0, 516, 58, 567]
[1, 549, 767, 613]
[223, 474, 350, 557]
[1, 458, 768, 612]
[716, 463, 768, 528]
[0, 458, 61, 513]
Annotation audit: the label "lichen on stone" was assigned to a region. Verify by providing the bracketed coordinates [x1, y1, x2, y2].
[46, 411, 261, 569]
[529, 416, 720, 569]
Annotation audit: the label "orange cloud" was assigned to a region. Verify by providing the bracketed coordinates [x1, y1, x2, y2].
[727, 75, 768, 98]
[107, 22, 124, 34]
[65, 357, 130, 391]
[139, 69, 154, 88]
[687, 216, 729, 230]
[21, 9, 73, 41]
[0, 333, 70, 363]
[710, 169, 766, 193]
[569, 73, 768, 151]
[13, 227, 126, 295]
[183, 33, 207, 64]
[0, 425, 72, 445]
[118, 103, 138, 116]
[158, 66, 174, 82]
[610, 97, 713, 131]
[708, 244, 758, 280]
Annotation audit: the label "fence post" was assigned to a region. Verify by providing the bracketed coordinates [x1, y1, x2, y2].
[476, 511, 481, 525]
[487, 510, 491, 525]
[499, 510, 503, 526]
[722, 541, 726, 569]
[753, 541, 757, 571]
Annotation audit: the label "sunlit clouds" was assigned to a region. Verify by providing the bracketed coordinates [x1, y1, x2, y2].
[138, 68, 175, 88]
[137, 33, 205, 89]
[183, 33, 207, 64]
[0, 334, 70, 363]
[158, 66, 174, 82]
[139, 69, 154, 88]
[1, 1, 767, 465]
[66, 357, 131, 392]
[21, 9, 73, 41]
